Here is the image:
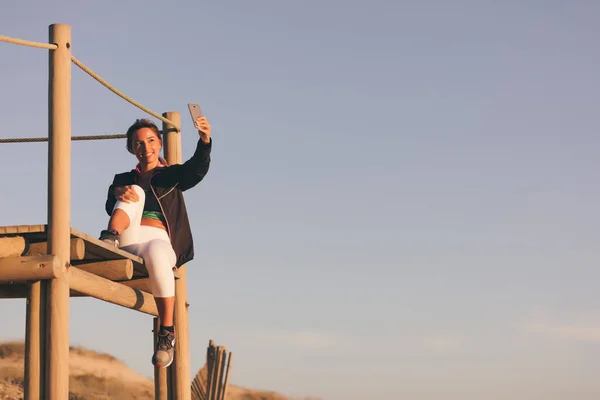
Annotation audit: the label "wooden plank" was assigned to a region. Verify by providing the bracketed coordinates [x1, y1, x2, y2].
[73, 259, 133, 281]
[27, 237, 85, 260]
[0, 255, 60, 282]
[0, 225, 46, 235]
[117, 275, 181, 297]
[0, 225, 143, 262]
[206, 341, 216, 400]
[221, 353, 233, 400]
[69, 227, 146, 272]
[0, 236, 27, 258]
[0, 225, 180, 279]
[119, 277, 153, 294]
[0, 226, 48, 245]
[191, 363, 208, 400]
[68, 227, 179, 278]
[215, 347, 227, 400]
[0, 225, 148, 274]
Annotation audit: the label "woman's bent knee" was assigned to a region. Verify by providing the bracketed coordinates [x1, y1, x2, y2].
[113, 185, 145, 217]
[147, 263, 175, 297]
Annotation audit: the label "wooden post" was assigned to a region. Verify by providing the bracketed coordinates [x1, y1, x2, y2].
[45, 22, 72, 399]
[215, 347, 227, 400]
[162, 111, 192, 400]
[24, 282, 41, 400]
[206, 341, 216, 400]
[162, 111, 182, 166]
[222, 352, 233, 400]
[39, 282, 49, 399]
[211, 346, 224, 400]
[154, 317, 170, 400]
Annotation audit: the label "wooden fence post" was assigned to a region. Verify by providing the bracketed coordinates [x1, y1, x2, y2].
[45, 22, 72, 399]
[24, 282, 41, 400]
[154, 317, 170, 400]
[162, 111, 191, 400]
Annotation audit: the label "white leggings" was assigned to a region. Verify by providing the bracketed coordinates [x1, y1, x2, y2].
[112, 185, 176, 298]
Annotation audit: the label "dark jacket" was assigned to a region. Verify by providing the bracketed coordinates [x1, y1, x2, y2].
[105, 138, 212, 267]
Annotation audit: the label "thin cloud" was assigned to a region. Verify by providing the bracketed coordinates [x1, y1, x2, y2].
[422, 335, 463, 353]
[263, 330, 349, 350]
[524, 320, 600, 342]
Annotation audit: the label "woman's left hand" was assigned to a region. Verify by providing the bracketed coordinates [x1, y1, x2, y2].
[194, 116, 211, 144]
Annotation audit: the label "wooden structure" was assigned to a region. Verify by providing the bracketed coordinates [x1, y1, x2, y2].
[191, 340, 233, 400]
[0, 24, 193, 399]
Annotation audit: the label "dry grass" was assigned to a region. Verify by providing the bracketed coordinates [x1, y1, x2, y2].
[0, 342, 25, 360]
[0, 341, 153, 400]
[0, 341, 311, 400]
[68, 374, 153, 400]
[226, 387, 292, 400]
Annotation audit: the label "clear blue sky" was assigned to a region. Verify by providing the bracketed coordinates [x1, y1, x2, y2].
[2, 1, 600, 399]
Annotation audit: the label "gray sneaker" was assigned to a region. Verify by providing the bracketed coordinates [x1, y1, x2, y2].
[152, 328, 175, 368]
[99, 229, 120, 247]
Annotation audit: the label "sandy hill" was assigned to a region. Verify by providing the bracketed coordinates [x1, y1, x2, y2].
[0, 342, 314, 400]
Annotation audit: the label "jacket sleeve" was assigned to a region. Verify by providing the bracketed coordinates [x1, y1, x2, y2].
[172, 138, 212, 191]
[105, 175, 118, 215]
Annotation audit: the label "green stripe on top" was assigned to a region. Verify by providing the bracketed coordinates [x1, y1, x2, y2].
[142, 210, 165, 222]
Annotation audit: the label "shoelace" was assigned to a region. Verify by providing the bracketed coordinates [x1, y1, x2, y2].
[157, 332, 174, 350]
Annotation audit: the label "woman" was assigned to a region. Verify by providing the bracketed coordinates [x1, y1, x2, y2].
[99, 115, 212, 368]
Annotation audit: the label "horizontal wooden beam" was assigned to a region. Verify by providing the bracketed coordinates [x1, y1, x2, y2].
[0, 236, 27, 258]
[0, 277, 161, 299]
[27, 237, 85, 260]
[68, 266, 157, 316]
[119, 277, 153, 293]
[73, 259, 133, 281]
[0, 255, 60, 283]
[117, 274, 179, 294]
[0, 283, 90, 299]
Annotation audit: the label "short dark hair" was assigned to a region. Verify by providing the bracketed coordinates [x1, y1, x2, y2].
[125, 118, 162, 154]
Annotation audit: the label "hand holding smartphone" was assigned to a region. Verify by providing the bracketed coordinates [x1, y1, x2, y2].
[188, 103, 211, 143]
[188, 103, 203, 123]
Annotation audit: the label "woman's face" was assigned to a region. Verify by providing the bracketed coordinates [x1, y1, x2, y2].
[132, 127, 162, 166]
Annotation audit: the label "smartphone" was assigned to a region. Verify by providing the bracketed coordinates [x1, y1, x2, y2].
[188, 103, 203, 124]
